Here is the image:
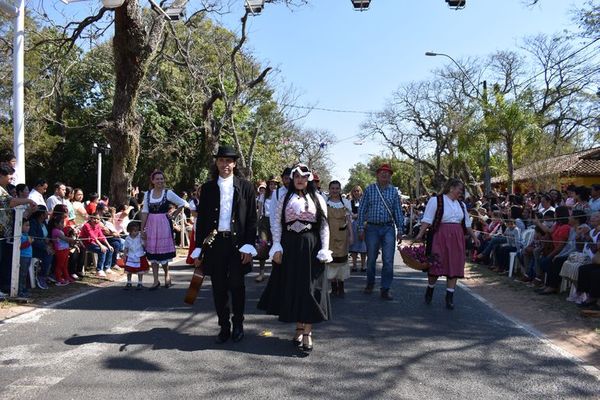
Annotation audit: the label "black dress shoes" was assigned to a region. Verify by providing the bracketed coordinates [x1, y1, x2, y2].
[425, 286, 434, 304]
[215, 327, 231, 344]
[232, 325, 244, 342]
[445, 291, 455, 310]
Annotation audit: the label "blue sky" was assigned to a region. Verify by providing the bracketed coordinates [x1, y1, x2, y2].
[213, 0, 589, 184]
[50, 0, 589, 184]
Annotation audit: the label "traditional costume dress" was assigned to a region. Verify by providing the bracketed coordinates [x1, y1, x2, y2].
[258, 191, 332, 323]
[349, 197, 367, 254]
[326, 197, 353, 296]
[422, 194, 472, 279]
[142, 189, 187, 264]
[123, 234, 148, 274]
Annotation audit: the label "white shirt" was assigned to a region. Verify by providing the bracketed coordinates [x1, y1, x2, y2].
[589, 197, 600, 213]
[28, 188, 45, 206]
[46, 194, 67, 212]
[421, 194, 472, 228]
[141, 189, 188, 212]
[217, 175, 234, 231]
[124, 234, 145, 264]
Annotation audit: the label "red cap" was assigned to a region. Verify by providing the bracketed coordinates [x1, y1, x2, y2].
[376, 164, 393, 174]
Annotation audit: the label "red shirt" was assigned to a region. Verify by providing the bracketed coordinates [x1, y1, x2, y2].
[79, 222, 106, 247]
[551, 224, 570, 252]
[85, 202, 97, 215]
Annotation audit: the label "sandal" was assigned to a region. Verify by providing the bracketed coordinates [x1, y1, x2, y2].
[149, 282, 160, 291]
[292, 328, 303, 346]
[302, 332, 313, 352]
[164, 279, 172, 289]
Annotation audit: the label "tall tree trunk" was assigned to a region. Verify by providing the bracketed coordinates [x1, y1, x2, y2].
[103, 0, 172, 205]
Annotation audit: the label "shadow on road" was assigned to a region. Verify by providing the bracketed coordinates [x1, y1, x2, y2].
[64, 327, 309, 358]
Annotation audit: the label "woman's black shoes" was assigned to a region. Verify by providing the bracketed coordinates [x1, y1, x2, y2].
[149, 282, 160, 291]
[425, 286, 434, 304]
[445, 291, 455, 310]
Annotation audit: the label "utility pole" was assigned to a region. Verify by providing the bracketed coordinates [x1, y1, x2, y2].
[482, 80, 491, 195]
[0, 0, 25, 184]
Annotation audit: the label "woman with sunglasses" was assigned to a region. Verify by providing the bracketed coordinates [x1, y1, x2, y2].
[258, 164, 332, 353]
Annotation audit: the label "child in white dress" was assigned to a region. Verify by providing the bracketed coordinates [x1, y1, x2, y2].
[123, 221, 148, 290]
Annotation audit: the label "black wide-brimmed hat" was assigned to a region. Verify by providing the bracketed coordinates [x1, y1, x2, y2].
[213, 145, 239, 159]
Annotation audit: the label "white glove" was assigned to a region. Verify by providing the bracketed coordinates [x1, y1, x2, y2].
[239, 244, 257, 257]
[316, 249, 333, 263]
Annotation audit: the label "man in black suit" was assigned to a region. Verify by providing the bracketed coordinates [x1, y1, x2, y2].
[193, 145, 257, 343]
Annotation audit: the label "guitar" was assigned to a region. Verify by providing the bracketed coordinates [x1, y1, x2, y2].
[184, 229, 217, 305]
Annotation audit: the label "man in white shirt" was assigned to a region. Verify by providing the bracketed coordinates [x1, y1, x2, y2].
[46, 182, 67, 213]
[194, 145, 257, 344]
[28, 179, 48, 206]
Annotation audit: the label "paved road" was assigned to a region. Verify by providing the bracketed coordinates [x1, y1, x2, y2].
[0, 261, 598, 400]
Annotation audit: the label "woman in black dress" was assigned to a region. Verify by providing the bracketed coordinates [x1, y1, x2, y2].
[257, 164, 332, 352]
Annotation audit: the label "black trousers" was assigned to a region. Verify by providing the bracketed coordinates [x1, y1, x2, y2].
[578, 263, 600, 298]
[209, 236, 246, 329]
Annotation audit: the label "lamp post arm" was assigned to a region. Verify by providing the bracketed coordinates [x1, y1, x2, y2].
[427, 52, 480, 97]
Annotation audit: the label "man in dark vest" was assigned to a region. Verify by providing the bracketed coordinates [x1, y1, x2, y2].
[193, 145, 257, 343]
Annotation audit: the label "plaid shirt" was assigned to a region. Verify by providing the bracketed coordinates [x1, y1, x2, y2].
[357, 183, 404, 233]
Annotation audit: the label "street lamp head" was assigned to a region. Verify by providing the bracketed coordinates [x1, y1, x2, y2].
[245, 0, 265, 14]
[102, 0, 126, 8]
[92, 143, 98, 156]
[351, 0, 371, 11]
[425, 52, 438, 57]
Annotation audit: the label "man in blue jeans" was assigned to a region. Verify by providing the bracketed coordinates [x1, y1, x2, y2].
[357, 164, 404, 300]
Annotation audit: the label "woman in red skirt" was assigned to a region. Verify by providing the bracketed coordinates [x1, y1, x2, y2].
[415, 179, 480, 309]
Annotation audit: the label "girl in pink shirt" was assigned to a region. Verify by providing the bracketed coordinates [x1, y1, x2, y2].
[50, 216, 76, 285]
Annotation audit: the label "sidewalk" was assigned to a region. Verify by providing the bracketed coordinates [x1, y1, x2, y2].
[462, 262, 600, 370]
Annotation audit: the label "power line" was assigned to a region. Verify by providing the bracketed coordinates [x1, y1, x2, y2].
[281, 103, 375, 115]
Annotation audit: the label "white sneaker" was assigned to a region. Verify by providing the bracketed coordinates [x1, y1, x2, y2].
[112, 265, 122, 271]
[96, 270, 107, 278]
[71, 274, 80, 280]
[104, 268, 113, 274]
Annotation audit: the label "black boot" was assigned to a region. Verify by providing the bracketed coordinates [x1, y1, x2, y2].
[425, 286, 434, 305]
[330, 280, 338, 297]
[338, 281, 345, 298]
[215, 326, 231, 344]
[445, 290, 454, 310]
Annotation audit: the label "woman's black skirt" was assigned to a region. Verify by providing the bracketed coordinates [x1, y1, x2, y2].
[257, 229, 330, 323]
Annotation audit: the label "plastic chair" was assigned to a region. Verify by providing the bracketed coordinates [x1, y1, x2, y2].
[508, 228, 535, 278]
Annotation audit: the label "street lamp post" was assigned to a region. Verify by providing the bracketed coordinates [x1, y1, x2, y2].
[92, 143, 111, 197]
[425, 51, 492, 195]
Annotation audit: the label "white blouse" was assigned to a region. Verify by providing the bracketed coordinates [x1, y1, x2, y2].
[421, 194, 472, 228]
[269, 192, 331, 261]
[141, 189, 188, 213]
[326, 197, 352, 213]
[124, 235, 145, 263]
